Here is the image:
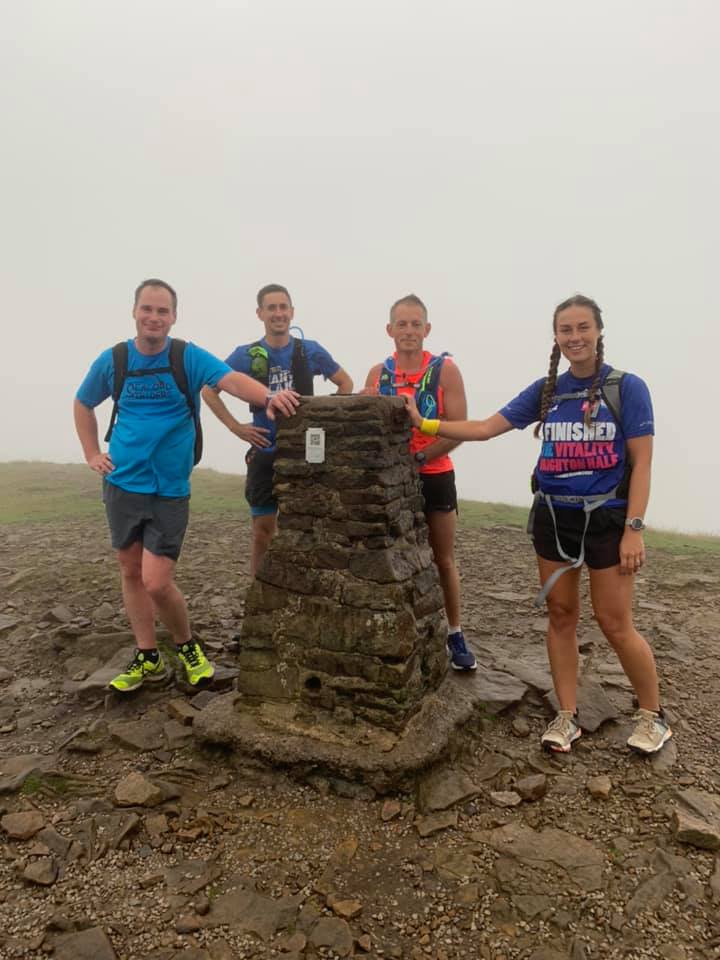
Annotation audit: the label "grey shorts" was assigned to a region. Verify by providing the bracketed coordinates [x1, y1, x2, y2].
[103, 480, 189, 561]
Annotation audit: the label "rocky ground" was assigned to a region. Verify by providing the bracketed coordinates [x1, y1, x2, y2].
[1, 508, 720, 960]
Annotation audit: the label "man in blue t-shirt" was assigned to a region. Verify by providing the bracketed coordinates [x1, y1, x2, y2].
[202, 283, 353, 575]
[74, 279, 299, 694]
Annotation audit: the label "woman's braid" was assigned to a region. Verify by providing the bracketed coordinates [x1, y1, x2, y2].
[533, 342, 561, 438]
[584, 335, 605, 428]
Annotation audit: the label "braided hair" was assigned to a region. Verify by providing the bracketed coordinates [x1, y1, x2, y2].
[533, 343, 561, 439]
[534, 294, 604, 438]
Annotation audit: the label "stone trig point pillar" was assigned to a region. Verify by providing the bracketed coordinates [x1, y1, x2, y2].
[195, 396, 484, 790]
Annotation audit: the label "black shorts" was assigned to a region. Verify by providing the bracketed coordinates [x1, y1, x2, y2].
[419, 470, 458, 514]
[531, 503, 627, 570]
[103, 480, 189, 561]
[245, 449, 278, 516]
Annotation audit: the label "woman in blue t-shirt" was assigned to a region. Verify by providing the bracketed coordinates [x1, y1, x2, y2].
[405, 294, 671, 757]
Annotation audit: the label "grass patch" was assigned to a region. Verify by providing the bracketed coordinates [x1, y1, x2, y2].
[20, 773, 71, 796]
[0, 462, 247, 523]
[1, 462, 717, 558]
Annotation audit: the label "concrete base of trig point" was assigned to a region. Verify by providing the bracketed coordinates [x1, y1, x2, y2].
[194, 396, 489, 791]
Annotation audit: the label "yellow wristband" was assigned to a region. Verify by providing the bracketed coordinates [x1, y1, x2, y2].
[420, 418, 441, 436]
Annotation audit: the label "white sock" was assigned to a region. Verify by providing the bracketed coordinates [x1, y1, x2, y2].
[448, 625, 461, 636]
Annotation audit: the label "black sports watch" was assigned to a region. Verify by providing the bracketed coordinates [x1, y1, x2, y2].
[414, 451, 427, 466]
[625, 517, 646, 532]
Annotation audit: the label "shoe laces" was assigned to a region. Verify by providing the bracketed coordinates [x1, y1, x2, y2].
[448, 632, 468, 654]
[631, 708, 660, 737]
[181, 642, 201, 667]
[125, 650, 149, 671]
[546, 711, 577, 736]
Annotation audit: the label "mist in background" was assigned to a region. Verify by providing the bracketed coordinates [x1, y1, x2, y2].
[1, 0, 718, 533]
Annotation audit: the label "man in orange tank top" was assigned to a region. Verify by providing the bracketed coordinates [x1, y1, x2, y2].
[364, 294, 476, 671]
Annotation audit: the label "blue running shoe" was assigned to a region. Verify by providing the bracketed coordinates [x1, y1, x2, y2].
[446, 631, 477, 671]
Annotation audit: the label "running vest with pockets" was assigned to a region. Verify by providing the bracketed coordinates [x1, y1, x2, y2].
[377, 352, 448, 418]
[247, 336, 314, 413]
[531, 368, 627, 606]
[104, 339, 203, 465]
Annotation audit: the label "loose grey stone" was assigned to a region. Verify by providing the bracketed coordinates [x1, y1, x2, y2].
[516, 774, 548, 802]
[23, 857, 58, 885]
[1, 810, 45, 839]
[511, 716, 531, 737]
[114, 772, 164, 808]
[490, 791, 522, 808]
[49, 604, 74, 623]
[587, 775, 613, 799]
[309, 917, 354, 957]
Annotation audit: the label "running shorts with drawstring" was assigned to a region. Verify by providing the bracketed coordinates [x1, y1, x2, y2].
[531, 503, 627, 569]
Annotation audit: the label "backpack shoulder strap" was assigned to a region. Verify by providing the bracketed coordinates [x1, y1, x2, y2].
[168, 338, 203, 465]
[104, 341, 129, 443]
[600, 368, 625, 424]
[421, 352, 448, 394]
[377, 356, 396, 395]
[290, 336, 314, 396]
[168, 338, 190, 404]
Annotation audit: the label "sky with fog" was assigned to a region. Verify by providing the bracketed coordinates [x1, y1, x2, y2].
[1, 0, 718, 534]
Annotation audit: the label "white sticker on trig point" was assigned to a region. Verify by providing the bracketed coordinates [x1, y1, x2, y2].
[305, 427, 326, 463]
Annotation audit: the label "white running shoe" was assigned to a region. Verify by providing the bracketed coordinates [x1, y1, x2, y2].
[627, 709, 673, 755]
[541, 711, 582, 753]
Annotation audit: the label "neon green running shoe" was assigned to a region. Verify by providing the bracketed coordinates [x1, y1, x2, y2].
[177, 640, 215, 686]
[109, 649, 167, 693]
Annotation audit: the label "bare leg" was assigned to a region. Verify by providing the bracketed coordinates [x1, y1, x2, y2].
[538, 558, 582, 713]
[426, 510, 461, 627]
[141, 549, 192, 645]
[589, 565, 660, 711]
[117, 542, 156, 651]
[251, 513, 278, 577]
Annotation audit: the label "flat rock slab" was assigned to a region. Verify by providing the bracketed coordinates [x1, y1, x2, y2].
[492, 655, 554, 694]
[194, 672, 516, 791]
[415, 811, 458, 837]
[205, 884, 300, 940]
[76, 645, 136, 696]
[110, 719, 165, 752]
[673, 788, 720, 850]
[0, 753, 57, 794]
[547, 678, 619, 732]
[54, 927, 117, 960]
[476, 822, 605, 893]
[417, 766, 481, 812]
[472, 668, 529, 713]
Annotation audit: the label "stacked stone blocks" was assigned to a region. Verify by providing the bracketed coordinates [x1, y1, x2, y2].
[239, 395, 447, 730]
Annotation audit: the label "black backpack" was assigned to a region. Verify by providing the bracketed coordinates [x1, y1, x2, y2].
[103, 338, 203, 465]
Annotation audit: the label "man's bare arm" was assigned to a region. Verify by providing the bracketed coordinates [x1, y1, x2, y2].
[422, 361, 468, 463]
[73, 398, 115, 475]
[215, 371, 299, 418]
[329, 367, 353, 394]
[200, 386, 271, 447]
